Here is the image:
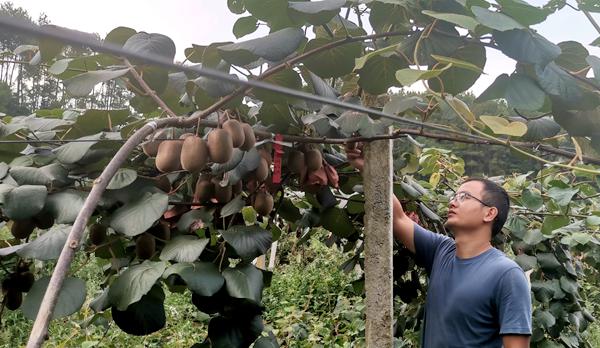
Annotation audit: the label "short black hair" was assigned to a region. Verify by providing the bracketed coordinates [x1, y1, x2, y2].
[463, 178, 510, 236]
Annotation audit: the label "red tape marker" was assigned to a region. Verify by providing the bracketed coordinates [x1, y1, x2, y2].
[272, 134, 284, 184]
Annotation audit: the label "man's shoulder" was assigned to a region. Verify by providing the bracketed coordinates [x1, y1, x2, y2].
[486, 248, 525, 274]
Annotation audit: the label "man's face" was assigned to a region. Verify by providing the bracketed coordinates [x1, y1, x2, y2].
[445, 180, 494, 235]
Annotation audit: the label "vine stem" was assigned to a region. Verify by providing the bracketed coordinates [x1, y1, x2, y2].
[576, 0, 600, 35]
[123, 59, 177, 118]
[24, 27, 413, 348]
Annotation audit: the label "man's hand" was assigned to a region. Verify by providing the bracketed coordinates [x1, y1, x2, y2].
[344, 142, 364, 172]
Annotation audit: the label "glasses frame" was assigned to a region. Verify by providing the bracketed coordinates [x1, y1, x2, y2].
[450, 191, 492, 207]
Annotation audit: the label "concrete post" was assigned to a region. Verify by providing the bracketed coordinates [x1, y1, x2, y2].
[363, 135, 394, 347]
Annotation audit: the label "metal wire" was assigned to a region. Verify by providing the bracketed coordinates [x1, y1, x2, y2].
[0, 14, 457, 135]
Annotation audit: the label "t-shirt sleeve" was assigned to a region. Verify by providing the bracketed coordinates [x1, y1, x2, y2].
[413, 223, 451, 274]
[496, 267, 533, 335]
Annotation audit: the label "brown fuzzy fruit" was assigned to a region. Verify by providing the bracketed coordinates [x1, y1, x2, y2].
[194, 176, 214, 203]
[5, 289, 22, 310]
[258, 147, 273, 166]
[136, 233, 156, 260]
[142, 129, 168, 157]
[11, 220, 35, 239]
[181, 135, 209, 173]
[253, 192, 274, 216]
[208, 129, 234, 164]
[223, 120, 245, 148]
[155, 140, 183, 173]
[179, 132, 194, 139]
[305, 149, 323, 171]
[33, 211, 54, 230]
[287, 150, 305, 174]
[214, 184, 232, 203]
[89, 224, 107, 245]
[254, 157, 269, 182]
[239, 123, 256, 151]
[15, 272, 34, 293]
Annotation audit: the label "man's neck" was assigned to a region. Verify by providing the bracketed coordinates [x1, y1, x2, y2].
[453, 229, 493, 259]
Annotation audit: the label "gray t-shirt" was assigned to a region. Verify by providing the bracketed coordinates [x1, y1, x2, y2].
[413, 223, 532, 348]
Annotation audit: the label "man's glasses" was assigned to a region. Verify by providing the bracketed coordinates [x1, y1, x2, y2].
[449, 191, 491, 207]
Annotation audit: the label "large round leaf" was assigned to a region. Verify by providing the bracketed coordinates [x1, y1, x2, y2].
[208, 314, 264, 348]
[496, 0, 549, 26]
[222, 263, 263, 303]
[163, 262, 224, 296]
[104, 26, 137, 46]
[18, 224, 74, 260]
[320, 207, 355, 238]
[22, 276, 86, 320]
[287, 0, 346, 26]
[44, 189, 87, 224]
[108, 261, 167, 311]
[64, 68, 130, 97]
[428, 43, 486, 95]
[471, 6, 524, 31]
[109, 190, 169, 237]
[252, 68, 302, 103]
[505, 74, 546, 111]
[2, 184, 47, 220]
[357, 54, 406, 95]
[221, 225, 272, 261]
[302, 37, 362, 78]
[112, 285, 166, 336]
[106, 168, 137, 190]
[159, 235, 210, 263]
[123, 32, 176, 61]
[493, 29, 561, 66]
[520, 117, 561, 141]
[535, 62, 584, 107]
[218, 27, 305, 66]
[555, 41, 590, 72]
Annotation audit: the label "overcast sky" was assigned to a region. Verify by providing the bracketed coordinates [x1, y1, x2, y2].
[6, 0, 600, 94]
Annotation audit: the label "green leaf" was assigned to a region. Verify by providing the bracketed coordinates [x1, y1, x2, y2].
[586, 55, 600, 85]
[515, 254, 537, 271]
[522, 229, 544, 245]
[537, 253, 561, 272]
[476, 74, 509, 102]
[521, 188, 543, 210]
[221, 225, 272, 261]
[303, 37, 362, 78]
[505, 74, 546, 111]
[288, 0, 346, 26]
[555, 41, 590, 72]
[547, 186, 579, 206]
[53, 132, 122, 164]
[233, 16, 259, 39]
[357, 54, 406, 94]
[430, 54, 484, 73]
[193, 74, 238, 98]
[480, 115, 528, 137]
[321, 207, 355, 238]
[383, 95, 423, 115]
[22, 276, 86, 320]
[354, 44, 398, 71]
[218, 28, 304, 66]
[535, 62, 584, 106]
[176, 209, 213, 233]
[64, 68, 130, 97]
[541, 215, 570, 235]
[253, 68, 302, 103]
[221, 195, 246, 218]
[579, 0, 600, 12]
[68, 109, 130, 138]
[106, 168, 137, 190]
[395, 67, 449, 86]
[228, 0, 246, 14]
[123, 32, 176, 61]
[535, 309, 556, 329]
[2, 184, 47, 220]
[111, 285, 165, 336]
[109, 191, 169, 237]
[471, 6, 524, 31]
[496, 0, 549, 26]
[104, 26, 137, 46]
[494, 29, 561, 66]
[519, 116, 561, 140]
[43, 190, 86, 224]
[163, 262, 224, 296]
[108, 261, 167, 311]
[222, 263, 263, 303]
[159, 235, 209, 263]
[17, 224, 72, 260]
[428, 44, 487, 94]
[421, 10, 479, 31]
[445, 95, 476, 123]
[559, 276, 578, 295]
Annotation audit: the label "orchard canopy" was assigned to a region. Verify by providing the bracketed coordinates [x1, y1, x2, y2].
[1, 0, 600, 347]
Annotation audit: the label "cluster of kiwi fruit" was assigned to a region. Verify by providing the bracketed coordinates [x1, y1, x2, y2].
[143, 119, 256, 174]
[286, 146, 323, 176]
[1, 262, 34, 311]
[10, 211, 55, 240]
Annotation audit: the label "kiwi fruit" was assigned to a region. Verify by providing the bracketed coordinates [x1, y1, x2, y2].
[5, 289, 22, 310]
[142, 129, 169, 157]
[239, 123, 256, 151]
[179, 132, 195, 139]
[155, 140, 183, 173]
[15, 272, 34, 293]
[258, 147, 273, 166]
[223, 120, 245, 148]
[1, 274, 16, 293]
[254, 157, 269, 182]
[135, 233, 156, 260]
[194, 176, 214, 203]
[305, 149, 323, 171]
[89, 224, 107, 245]
[149, 221, 171, 242]
[253, 192, 274, 216]
[181, 135, 209, 173]
[32, 211, 54, 230]
[155, 176, 171, 193]
[214, 183, 232, 204]
[11, 219, 35, 239]
[287, 150, 305, 174]
[207, 129, 233, 164]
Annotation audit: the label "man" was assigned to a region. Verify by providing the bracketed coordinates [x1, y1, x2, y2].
[346, 145, 532, 348]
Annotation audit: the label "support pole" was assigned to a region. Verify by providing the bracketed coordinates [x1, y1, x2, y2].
[363, 133, 394, 347]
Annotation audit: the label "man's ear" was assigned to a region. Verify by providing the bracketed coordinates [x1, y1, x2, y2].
[483, 206, 498, 223]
